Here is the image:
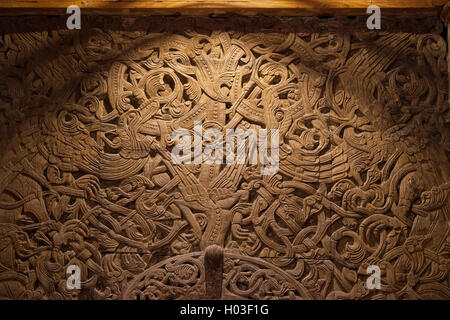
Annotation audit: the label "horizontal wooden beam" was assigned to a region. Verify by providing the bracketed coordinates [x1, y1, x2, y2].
[0, 0, 447, 16]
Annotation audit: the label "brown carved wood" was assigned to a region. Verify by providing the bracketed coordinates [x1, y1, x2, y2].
[0, 15, 449, 300]
[0, 0, 447, 16]
[443, 2, 450, 105]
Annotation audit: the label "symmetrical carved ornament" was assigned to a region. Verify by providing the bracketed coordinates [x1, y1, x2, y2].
[0, 16, 449, 300]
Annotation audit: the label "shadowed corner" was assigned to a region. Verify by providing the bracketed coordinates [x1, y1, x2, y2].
[0, 5, 448, 301]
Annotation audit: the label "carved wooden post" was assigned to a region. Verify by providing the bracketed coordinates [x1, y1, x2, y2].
[442, 2, 450, 104]
[204, 245, 223, 300]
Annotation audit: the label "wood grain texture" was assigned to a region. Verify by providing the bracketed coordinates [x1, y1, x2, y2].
[0, 0, 447, 16]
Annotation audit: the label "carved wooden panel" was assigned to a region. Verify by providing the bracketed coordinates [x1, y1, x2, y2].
[0, 16, 449, 300]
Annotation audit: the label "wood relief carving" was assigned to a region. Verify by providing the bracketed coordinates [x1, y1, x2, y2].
[0, 16, 449, 300]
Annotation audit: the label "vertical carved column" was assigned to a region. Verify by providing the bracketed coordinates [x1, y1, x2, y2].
[204, 245, 223, 300]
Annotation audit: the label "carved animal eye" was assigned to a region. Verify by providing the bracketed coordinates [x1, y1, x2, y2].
[275, 110, 284, 121]
[128, 112, 137, 120]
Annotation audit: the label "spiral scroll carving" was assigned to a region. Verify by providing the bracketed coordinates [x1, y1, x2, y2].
[0, 15, 449, 300]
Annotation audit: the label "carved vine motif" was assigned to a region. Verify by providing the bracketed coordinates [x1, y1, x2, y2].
[0, 16, 449, 300]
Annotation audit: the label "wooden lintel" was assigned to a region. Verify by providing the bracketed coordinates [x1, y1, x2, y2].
[0, 0, 447, 17]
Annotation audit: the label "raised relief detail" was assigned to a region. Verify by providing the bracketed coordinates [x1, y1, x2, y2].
[0, 16, 449, 300]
